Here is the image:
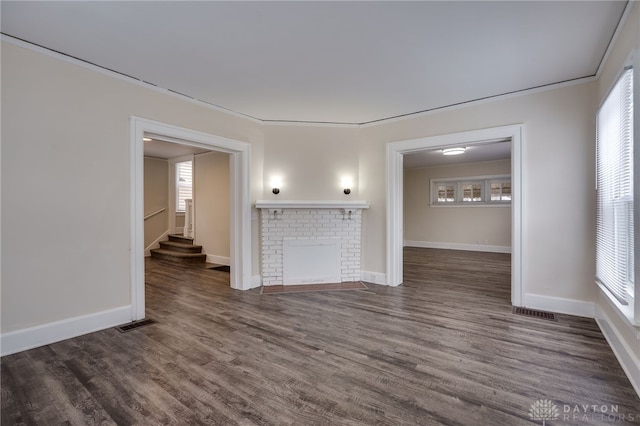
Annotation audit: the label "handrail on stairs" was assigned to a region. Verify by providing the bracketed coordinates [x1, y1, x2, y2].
[144, 207, 166, 221]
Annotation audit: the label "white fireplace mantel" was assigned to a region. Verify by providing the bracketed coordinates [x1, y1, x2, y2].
[255, 200, 370, 209]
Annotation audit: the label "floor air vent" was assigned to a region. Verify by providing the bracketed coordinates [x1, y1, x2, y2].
[116, 318, 156, 333]
[513, 307, 558, 321]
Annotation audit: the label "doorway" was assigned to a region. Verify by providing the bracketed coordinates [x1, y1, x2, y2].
[130, 117, 252, 321]
[386, 124, 523, 306]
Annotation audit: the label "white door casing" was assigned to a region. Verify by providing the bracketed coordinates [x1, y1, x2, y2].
[386, 124, 523, 306]
[130, 116, 252, 320]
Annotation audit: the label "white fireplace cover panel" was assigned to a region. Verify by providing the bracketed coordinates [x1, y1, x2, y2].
[282, 239, 341, 285]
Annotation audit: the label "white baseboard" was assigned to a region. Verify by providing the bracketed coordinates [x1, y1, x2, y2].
[524, 293, 595, 318]
[206, 254, 230, 265]
[361, 270, 387, 286]
[1, 305, 131, 356]
[404, 240, 511, 254]
[595, 304, 640, 398]
[144, 230, 170, 257]
[251, 275, 263, 289]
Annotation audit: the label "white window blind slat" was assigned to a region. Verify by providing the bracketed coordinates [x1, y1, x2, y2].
[596, 67, 634, 305]
[176, 161, 193, 212]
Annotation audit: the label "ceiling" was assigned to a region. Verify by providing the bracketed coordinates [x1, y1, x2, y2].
[1, 1, 628, 125]
[404, 140, 511, 169]
[144, 138, 211, 160]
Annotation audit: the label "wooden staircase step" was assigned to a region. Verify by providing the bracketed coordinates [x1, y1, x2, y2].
[168, 234, 194, 245]
[150, 249, 206, 264]
[159, 241, 203, 253]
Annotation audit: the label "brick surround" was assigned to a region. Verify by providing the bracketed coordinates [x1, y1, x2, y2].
[256, 202, 368, 286]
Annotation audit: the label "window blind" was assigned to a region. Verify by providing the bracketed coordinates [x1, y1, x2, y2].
[176, 161, 193, 212]
[596, 67, 634, 305]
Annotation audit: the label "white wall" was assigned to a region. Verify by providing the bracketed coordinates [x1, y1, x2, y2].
[144, 157, 168, 249]
[404, 160, 511, 250]
[194, 151, 230, 263]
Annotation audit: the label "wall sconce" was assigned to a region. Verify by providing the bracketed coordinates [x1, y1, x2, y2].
[341, 176, 353, 195]
[270, 176, 283, 195]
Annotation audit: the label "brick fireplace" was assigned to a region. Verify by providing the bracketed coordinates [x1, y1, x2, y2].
[255, 201, 369, 286]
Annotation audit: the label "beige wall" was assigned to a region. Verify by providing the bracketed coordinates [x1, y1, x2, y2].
[404, 160, 511, 248]
[144, 157, 168, 249]
[261, 124, 360, 200]
[1, 41, 263, 333]
[176, 214, 185, 229]
[360, 80, 597, 302]
[0, 38, 599, 334]
[194, 151, 230, 261]
[2, 3, 636, 347]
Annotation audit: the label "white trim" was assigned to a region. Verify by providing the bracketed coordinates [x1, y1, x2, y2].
[1, 35, 263, 126]
[428, 203, 510, 209]
[2, 34, 596, 129]
[387, 124, 524, 306]
[598, 287, 640, 338]
[360, 270, 387, 286]
[597, 281, 638, 327]
[405, 240, 511, 254]
[1, 306, 131, 356]
[361, 77, 595, 128]
[144, 230, 170, 256]
[255, 200, 370, 209]
[430, 174, 511, 206]
[262, 120, 359, 128]
[206, 254, 230, 266]
[595, 1, 635, 79]
[595, 305, 640, 398]
[252, 275, 263, 289]
[524, 293, 595, 318]
[131, 117, 253, 322]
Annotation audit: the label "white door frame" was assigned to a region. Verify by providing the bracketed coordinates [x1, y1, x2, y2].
[130, 116, 252, 320]
[386, 124, 524, 306]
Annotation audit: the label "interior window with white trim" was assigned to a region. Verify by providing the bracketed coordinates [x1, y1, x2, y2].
[596, 65, 635, 313]
[490, 180, 511, 201]
[436, 183, 456, 202]
[431, 174, 511, 205]
[462, 182, 483, 202]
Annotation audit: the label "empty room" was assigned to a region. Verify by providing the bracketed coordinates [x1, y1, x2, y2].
[2, 1, 639, 425]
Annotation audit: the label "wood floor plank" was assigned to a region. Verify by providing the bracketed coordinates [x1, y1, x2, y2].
[1, 249, 638, 425]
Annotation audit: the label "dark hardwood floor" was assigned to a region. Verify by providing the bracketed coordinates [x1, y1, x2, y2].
[2, 248, 639, 425]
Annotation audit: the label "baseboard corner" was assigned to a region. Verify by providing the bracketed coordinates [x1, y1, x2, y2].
[1, 305, 132, 357]
[361, 270, 387, 286]
[251, 275, 263, 289]
[595, 305, 640, 398]
[524, 293, 595, 318]
[404, 240, 511, 254]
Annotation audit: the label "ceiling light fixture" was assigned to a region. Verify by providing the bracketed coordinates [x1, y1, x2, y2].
[442, 147, 466, 156]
